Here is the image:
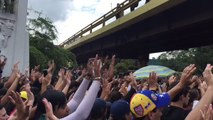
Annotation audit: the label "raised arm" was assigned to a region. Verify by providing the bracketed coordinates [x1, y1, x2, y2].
[186, 64, 213, 120]
[43, 80, 101, 120]
[1, 72, 21, 105]
[66, 78, 90, 113]
[61, 80, 101, 120]
[4, 62, 19, 88]
[40, 73, 52, 94]
[55, 68, 65, 90]
[167, 64, 196, 100]
[8, 89, 34, 120]
[0, 56, 7, 78]
[62, 71, 72, 95]
[56, 70, 72, 92]
[66, 56, 100, 113]
[61, 54, 102, 120]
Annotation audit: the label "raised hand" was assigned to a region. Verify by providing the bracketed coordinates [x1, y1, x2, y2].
[42, 98, 58, 120]
[9, 91, 31, 119]
[34, 65, 40, 72]
[24, 67, 30, 78]
[65, 70, 72, 85]
[179, 64, 196, 86]
[190, 75, 200, 88]
[25, 86, 34, 107]
[103, 56, 109, 67]
[39, 74, 44, 83]
[161, 82, 168, 92]
[119, 82, 128, 96]
[102, 68, 109, 80]
[44, 73, 52, 85]
[16, 72, 21, 79]
[168, 75, 177, 86]
[100, 78, 112, 100]
[200, 104, 213, 120]
[108, 55, 115, 81]
[0, 55, 7, 69]
[47, 60, 55, 73]
[185, 65, 213, 120]
[104, 82, 112, 100]
[87, 58, 94, 77]
[58, 68, 65, 78]
[200, 81, 208, 92]
[198, 80, 208, 97]
[203, 64, 213, 87]
[93, 54, 101, 78]
[129, 72, 137, 90]
[30, 65, 41, 81]
[81, 68, 87, 77]
[148, 72, 157, 84]
[12, 61, 20, 73]
[148, 72, 158, 90]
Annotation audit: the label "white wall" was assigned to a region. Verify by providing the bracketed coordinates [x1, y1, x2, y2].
[1, 0, 29, 77]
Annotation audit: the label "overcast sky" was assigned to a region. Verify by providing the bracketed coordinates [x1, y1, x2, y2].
[28, 0, 162, 58]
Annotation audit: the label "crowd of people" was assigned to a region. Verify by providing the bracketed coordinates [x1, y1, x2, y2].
[0, 54, 213, 120]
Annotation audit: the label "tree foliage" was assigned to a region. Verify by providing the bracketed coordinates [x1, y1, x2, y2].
[115, 59, 138, 74]
[28, 15, 58, 42]
[157, 46, 213, 74]
[28, 10, 77, 70]
[30, 46, 47, 69]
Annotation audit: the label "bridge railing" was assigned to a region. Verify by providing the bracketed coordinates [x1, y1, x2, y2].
[60, 0, 142, 48]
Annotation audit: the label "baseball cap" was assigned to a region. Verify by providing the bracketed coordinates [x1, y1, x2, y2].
[110, 100, 130, 119]
[130, 90, 170, 118]
[20, 91, 28, 100]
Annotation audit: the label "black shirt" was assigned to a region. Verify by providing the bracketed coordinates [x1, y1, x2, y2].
[161, 105, 190, 120]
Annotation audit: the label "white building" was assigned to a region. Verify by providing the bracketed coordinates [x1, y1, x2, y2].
[0, 0, 29, 77]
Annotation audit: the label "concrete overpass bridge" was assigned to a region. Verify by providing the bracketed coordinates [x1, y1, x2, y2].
[60, 0, 213, 63]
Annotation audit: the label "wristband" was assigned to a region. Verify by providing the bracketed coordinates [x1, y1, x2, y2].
[94, 77, 102, 80]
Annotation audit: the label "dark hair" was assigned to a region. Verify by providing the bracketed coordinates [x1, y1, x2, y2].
[110, 88, 123, 103]
[70, 80, 80, 88]
[0, 83, 4, 89]
[4, 101, 15, 115]
[0, 87, 7, 96]
[34, 89, 67, 120]
[30, 87, 40, 106]
[51, 75, 58, 86]
[89, 98, 107, 120]
[188, 88, 200, 104]
[110, 114, 126, 120]
[31, 79, 41, 90]
[169, 81, 190, 102]
[0, 104, 4, 109]
[110, 100, 130, 120]
[112, 81, 119, 88]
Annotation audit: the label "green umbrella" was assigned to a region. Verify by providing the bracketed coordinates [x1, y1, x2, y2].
[133, 65, 175, 80]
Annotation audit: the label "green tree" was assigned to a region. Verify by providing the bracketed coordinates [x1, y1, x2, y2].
[27, 12, 58, 42]
[28, 10, 77, 70]
[115, 59, 138, 74]
[157, 45, 213, 74]
[30, 46, 47, 69]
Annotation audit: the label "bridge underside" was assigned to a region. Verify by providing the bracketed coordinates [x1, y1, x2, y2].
[71, 0, 213, 63]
